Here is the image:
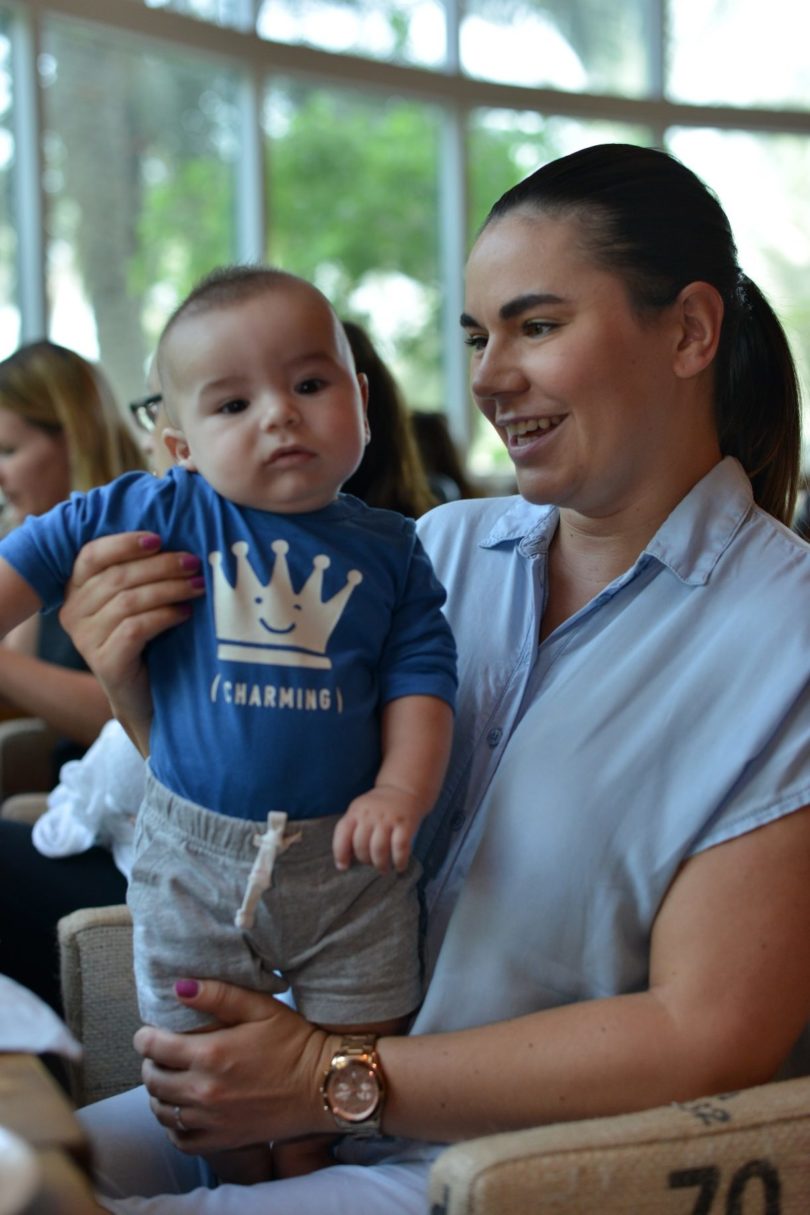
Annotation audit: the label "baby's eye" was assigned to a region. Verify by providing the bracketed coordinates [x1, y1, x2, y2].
[218, 398, 248, 415]
[296, 378, 326, 395]
[463, 333, 487, 352]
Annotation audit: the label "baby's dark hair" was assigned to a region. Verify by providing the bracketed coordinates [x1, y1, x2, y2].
[160, 264, 321, 347]
[485, 144, 801, 523]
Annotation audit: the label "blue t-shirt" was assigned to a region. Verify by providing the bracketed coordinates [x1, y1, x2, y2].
[0, 469, 457, 821]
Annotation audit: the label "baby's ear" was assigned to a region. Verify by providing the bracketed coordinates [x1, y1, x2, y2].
[162, 428, 197, 471]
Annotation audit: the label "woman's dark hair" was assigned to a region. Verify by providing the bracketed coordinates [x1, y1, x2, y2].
[340, 321, 437, 518]
[485, 143, 801, 524]
[411, 410, 481, 502]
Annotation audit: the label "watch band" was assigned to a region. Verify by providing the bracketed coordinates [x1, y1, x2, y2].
[320, 1033, 386, 1136]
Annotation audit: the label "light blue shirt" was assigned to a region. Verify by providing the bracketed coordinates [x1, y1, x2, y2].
[413, 457, 810, 1035]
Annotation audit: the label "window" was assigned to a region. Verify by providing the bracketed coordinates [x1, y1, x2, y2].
[265, 80, 444, 406]
[8, 1, 810, 469]
[39, 14, 242, 393]
[461, 0, 654, 96]
[258, 0, 447, 67]
[0, 9, 19, 355]
[668, 0, 810, 108]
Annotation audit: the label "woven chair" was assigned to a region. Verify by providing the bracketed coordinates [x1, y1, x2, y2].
[429, 1079, 810, 1212]
[56, 905, 810, 1209]
[57, 905, 142, 1108]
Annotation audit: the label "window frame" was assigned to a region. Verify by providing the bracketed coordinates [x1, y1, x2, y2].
[8, 0, 810, 452]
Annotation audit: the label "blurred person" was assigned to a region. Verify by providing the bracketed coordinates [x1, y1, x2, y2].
[0, 340, 143, 765]
[0, 338, 143, 1023]
[410, 409, 482, 503]
[340, 321, 437, 517]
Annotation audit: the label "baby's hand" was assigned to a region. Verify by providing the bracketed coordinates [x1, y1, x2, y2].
[332, 786, 423, 874]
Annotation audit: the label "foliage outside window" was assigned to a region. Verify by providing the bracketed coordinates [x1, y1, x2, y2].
[39, 17, 241, 397]
[264, 82, 444, 408]
[5, 0, 810, 476]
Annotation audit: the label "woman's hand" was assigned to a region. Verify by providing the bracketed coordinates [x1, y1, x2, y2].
[58, 532, 205, 750]
[135, 981, 337, 1153]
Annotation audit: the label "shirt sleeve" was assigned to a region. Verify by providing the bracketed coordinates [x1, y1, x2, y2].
[377, 528, 458, 710]
[0, 473, 172, 611]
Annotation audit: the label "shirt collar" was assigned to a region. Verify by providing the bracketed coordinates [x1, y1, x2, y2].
[643, 457, 752, 586]
[477, 457, 753, 587]
[478, 498, 556, 553]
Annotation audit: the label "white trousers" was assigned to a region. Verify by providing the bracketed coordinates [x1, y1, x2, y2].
[79, 1086, 431, 1214]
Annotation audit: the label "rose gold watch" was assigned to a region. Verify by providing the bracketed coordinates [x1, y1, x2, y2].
[320, 1033, 385, 1136]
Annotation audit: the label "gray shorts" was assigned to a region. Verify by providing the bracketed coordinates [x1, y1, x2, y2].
[127, 769, 423, 1032]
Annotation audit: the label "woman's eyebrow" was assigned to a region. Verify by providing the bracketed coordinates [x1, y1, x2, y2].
[460, 292, 566, 330]
[499, 292, 565, 320]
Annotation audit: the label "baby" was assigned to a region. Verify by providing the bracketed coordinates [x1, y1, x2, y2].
[0, 266, 457, 1179]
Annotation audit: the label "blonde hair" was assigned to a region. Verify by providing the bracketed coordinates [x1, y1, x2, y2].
[0, 340, 143, 491]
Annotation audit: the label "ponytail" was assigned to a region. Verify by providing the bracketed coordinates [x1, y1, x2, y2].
[715, 275, 801, 525]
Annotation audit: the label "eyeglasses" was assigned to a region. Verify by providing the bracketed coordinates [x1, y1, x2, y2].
[129, 393, 162, 433]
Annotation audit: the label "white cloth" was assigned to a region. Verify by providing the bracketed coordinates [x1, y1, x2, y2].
[32, 719, 145, 879]
[0, 974, 82, 1059]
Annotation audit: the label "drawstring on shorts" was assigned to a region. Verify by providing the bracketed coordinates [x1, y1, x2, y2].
[235, 811, 301, 930]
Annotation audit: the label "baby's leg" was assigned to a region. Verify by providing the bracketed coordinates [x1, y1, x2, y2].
[271, 1014, 410, 1180]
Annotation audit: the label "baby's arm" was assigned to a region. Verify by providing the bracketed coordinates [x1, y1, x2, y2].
[332, 694, 453, 873]
[0, 557, 46, 639]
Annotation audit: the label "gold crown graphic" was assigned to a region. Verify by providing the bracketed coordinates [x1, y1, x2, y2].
[209, 539, 362, 669]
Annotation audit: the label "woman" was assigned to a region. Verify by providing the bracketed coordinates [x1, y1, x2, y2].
[0, 339, 143, 754]
[340, 319, 437, 517]
[0, 340, 143, 1014]
[64, 144, 810, 1213]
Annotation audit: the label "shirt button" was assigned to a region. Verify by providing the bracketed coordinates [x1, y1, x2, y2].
[486, 727, 503, 748]
[450, 812, 465, 832]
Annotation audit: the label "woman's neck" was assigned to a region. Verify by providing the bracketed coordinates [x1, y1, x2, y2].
[539, 481, 698, 641]
[540, 521, 641, 643]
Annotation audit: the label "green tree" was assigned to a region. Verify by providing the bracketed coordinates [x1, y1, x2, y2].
[41, 19, 239, 398]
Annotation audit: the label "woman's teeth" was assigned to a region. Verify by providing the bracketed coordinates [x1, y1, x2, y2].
[506, 416, 562, 441]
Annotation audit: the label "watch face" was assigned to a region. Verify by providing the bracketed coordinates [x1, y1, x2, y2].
[328, 1059, 380, 1121]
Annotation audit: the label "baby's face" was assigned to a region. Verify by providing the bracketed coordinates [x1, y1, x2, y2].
[161, 286, 368, 514]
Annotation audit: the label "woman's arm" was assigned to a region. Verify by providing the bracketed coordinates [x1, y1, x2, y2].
[0, 650, 110, 745]
[58, 532, 205, 754]
[0, 557, 109, 744]
[134, 803, 810, 1153]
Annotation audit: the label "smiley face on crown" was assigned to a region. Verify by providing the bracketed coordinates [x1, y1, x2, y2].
[209, 540, 362, 669]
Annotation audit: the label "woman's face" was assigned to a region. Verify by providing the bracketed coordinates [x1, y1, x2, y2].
[0, 407, 71, 522]
[463, 211, 692, 522]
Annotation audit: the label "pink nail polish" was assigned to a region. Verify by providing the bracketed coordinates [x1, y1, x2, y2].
[175, 979, 199, 998]
[139, 533, 161, 551]
[188, 575, 206, 589]
[180, 555, 201, 571]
